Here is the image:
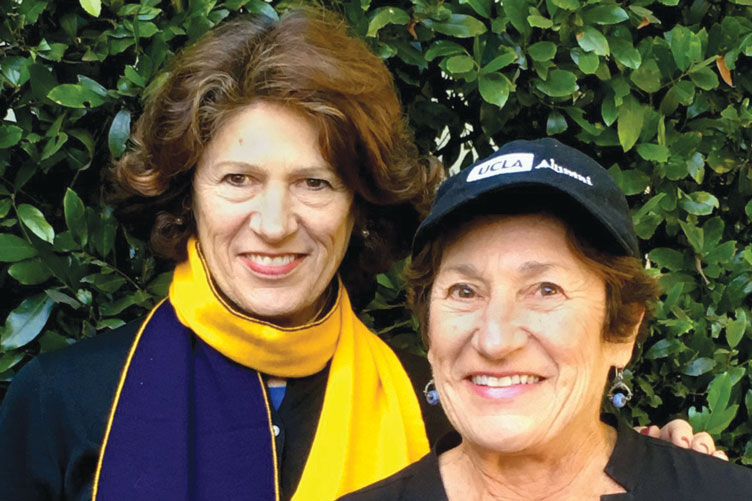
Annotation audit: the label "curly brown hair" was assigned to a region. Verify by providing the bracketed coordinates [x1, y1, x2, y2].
[406, 196, 660, 348]
[113, 8, 443, 306]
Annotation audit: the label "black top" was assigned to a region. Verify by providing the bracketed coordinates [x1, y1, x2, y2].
[0, 321, 451, 501]
[341, 426, 752, 501]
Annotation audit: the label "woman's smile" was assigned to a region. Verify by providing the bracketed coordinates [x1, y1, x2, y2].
[240, 252, 305, 277]
[467, 373, 544, 399]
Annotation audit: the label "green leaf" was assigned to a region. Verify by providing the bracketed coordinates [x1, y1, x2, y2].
[446, 55, 475, 74]
[40, 132, 68, 161]
[1, 56, 31, 86]
[666, 25, 702, 71]
[679, 191, 719, 216]
[0, 199, 10, 218]
[726, 310, 748, 349]
[0, 294, 54, 350]
[582, 5, 629, 24]
[546, 110, 567, 135]
[671, 80, 695, 105]
[645, 338, 682, 359]
[610, 39, 641, 70]
[527, 14, 553, 29]
[39, 331, 73, 353]
[704, 369, 744, 434]
[8, 258, 53, 285]
[648, 248, 685, 271]
[483, 49, 517, 72]
[617, 95, 645, 152]
[570, 49, 599, 74]
[577, 26, 609, 56]
[636, 143, 669, 163]
[704, 240, 735, 264]
[529, 42, 556, 62]
[147, 271, 174, 297]
[422, 14, 487, 38]
[367, 7, 410, 37]
[48, 84, 107, 108]
[63, 188, 87, 245]
[630, 59, 661, 93]
[0, 125, 23, 149]
[745, 199, 752, 220]
[83, 273, 127, 294]
[683, 357, 716, 376]
[679, 220, 704, 253]
[552, 0, 579, 10]
[79, 0, 101, 17]
[478, 73, 510, 108]
[689, 67, 719, 90]
[535, 69, 578, 97]
[463, 0, 492, 18]
[425, 41, 465, 62]
[0, 234, 38, 262]
[0, 352, 25, 373]
[18, 204, 55, 243]
[502, 0, 531, 38]
[618, 169, 650, 195]
[45, 289, 83, 309]
[601, 96, 617, 126]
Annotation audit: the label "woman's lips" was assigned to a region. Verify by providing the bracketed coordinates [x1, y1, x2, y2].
[241, 253, 305, 276]
[467, 373, 544, 399]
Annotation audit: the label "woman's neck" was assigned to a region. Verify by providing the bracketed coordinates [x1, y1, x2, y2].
[439, 421, 623, 501]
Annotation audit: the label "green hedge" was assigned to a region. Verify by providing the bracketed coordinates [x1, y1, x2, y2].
[1, 0, 751, 461]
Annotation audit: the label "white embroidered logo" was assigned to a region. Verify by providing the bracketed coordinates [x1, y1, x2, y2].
[466, 153, 535, 182]
[534, 158, 593, 186]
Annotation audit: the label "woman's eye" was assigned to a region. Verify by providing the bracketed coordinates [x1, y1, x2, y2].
[448, 284, 476, 299]
[303, 178, 331, 190]
[224, 174, 248, 186]
[537, 282, 563, 297]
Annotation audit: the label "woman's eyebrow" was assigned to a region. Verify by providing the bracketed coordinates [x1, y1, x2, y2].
[518, 261, 556, 276]
[440, 263, 482, 279]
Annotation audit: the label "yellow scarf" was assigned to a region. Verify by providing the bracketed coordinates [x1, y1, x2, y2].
[169, 238, 429, 499]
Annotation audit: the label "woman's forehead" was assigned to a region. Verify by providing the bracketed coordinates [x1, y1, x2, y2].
[436, 213, 592, 276]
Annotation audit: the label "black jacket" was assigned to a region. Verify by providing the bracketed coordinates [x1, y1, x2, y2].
[0, 321, 451, 501]
[341, 426, 752, 500]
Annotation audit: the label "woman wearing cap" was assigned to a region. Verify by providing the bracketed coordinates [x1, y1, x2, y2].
[343, 138, 752, 500]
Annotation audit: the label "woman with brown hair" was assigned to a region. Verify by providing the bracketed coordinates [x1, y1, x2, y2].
[0, 9, 443, 501]
[0, 9, 719, 501]
[343, 139, 749, 500]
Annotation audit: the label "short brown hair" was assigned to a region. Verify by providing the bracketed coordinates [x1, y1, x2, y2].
[406, 211, 660, 347]
[113, 8, 442, 306]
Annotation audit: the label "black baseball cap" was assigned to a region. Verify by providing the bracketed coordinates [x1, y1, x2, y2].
[413, 138, 639, 257]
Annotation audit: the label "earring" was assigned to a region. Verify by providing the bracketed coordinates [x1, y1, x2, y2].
[423, 379, 440, 406]
[607, 368, 632, 408]
[361, 228, 370, 238]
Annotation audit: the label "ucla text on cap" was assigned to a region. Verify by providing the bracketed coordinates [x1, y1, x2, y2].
[466, 153, 534, 182]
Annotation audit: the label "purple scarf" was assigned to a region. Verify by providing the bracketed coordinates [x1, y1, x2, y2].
[94, 300, 278, 500]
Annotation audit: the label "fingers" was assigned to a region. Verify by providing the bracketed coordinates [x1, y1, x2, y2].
[658, 419, 694, 448]
[690, 431, 716, 455]
[635, 425, 661, 439]
[639, 420, 728, 459]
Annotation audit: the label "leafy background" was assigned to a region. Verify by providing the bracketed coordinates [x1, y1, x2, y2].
[1, 0, 751, 462]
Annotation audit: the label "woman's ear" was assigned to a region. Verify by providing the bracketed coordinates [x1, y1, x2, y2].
[609, 305, 645, 368]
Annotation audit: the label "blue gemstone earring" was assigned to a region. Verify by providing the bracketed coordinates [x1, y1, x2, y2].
[423, 379, 440, 406]
[607, 368, 632, 408]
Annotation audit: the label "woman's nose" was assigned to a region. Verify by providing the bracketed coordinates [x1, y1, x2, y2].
[248, 185, 297, 241]
[471, 297, 528, 359]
